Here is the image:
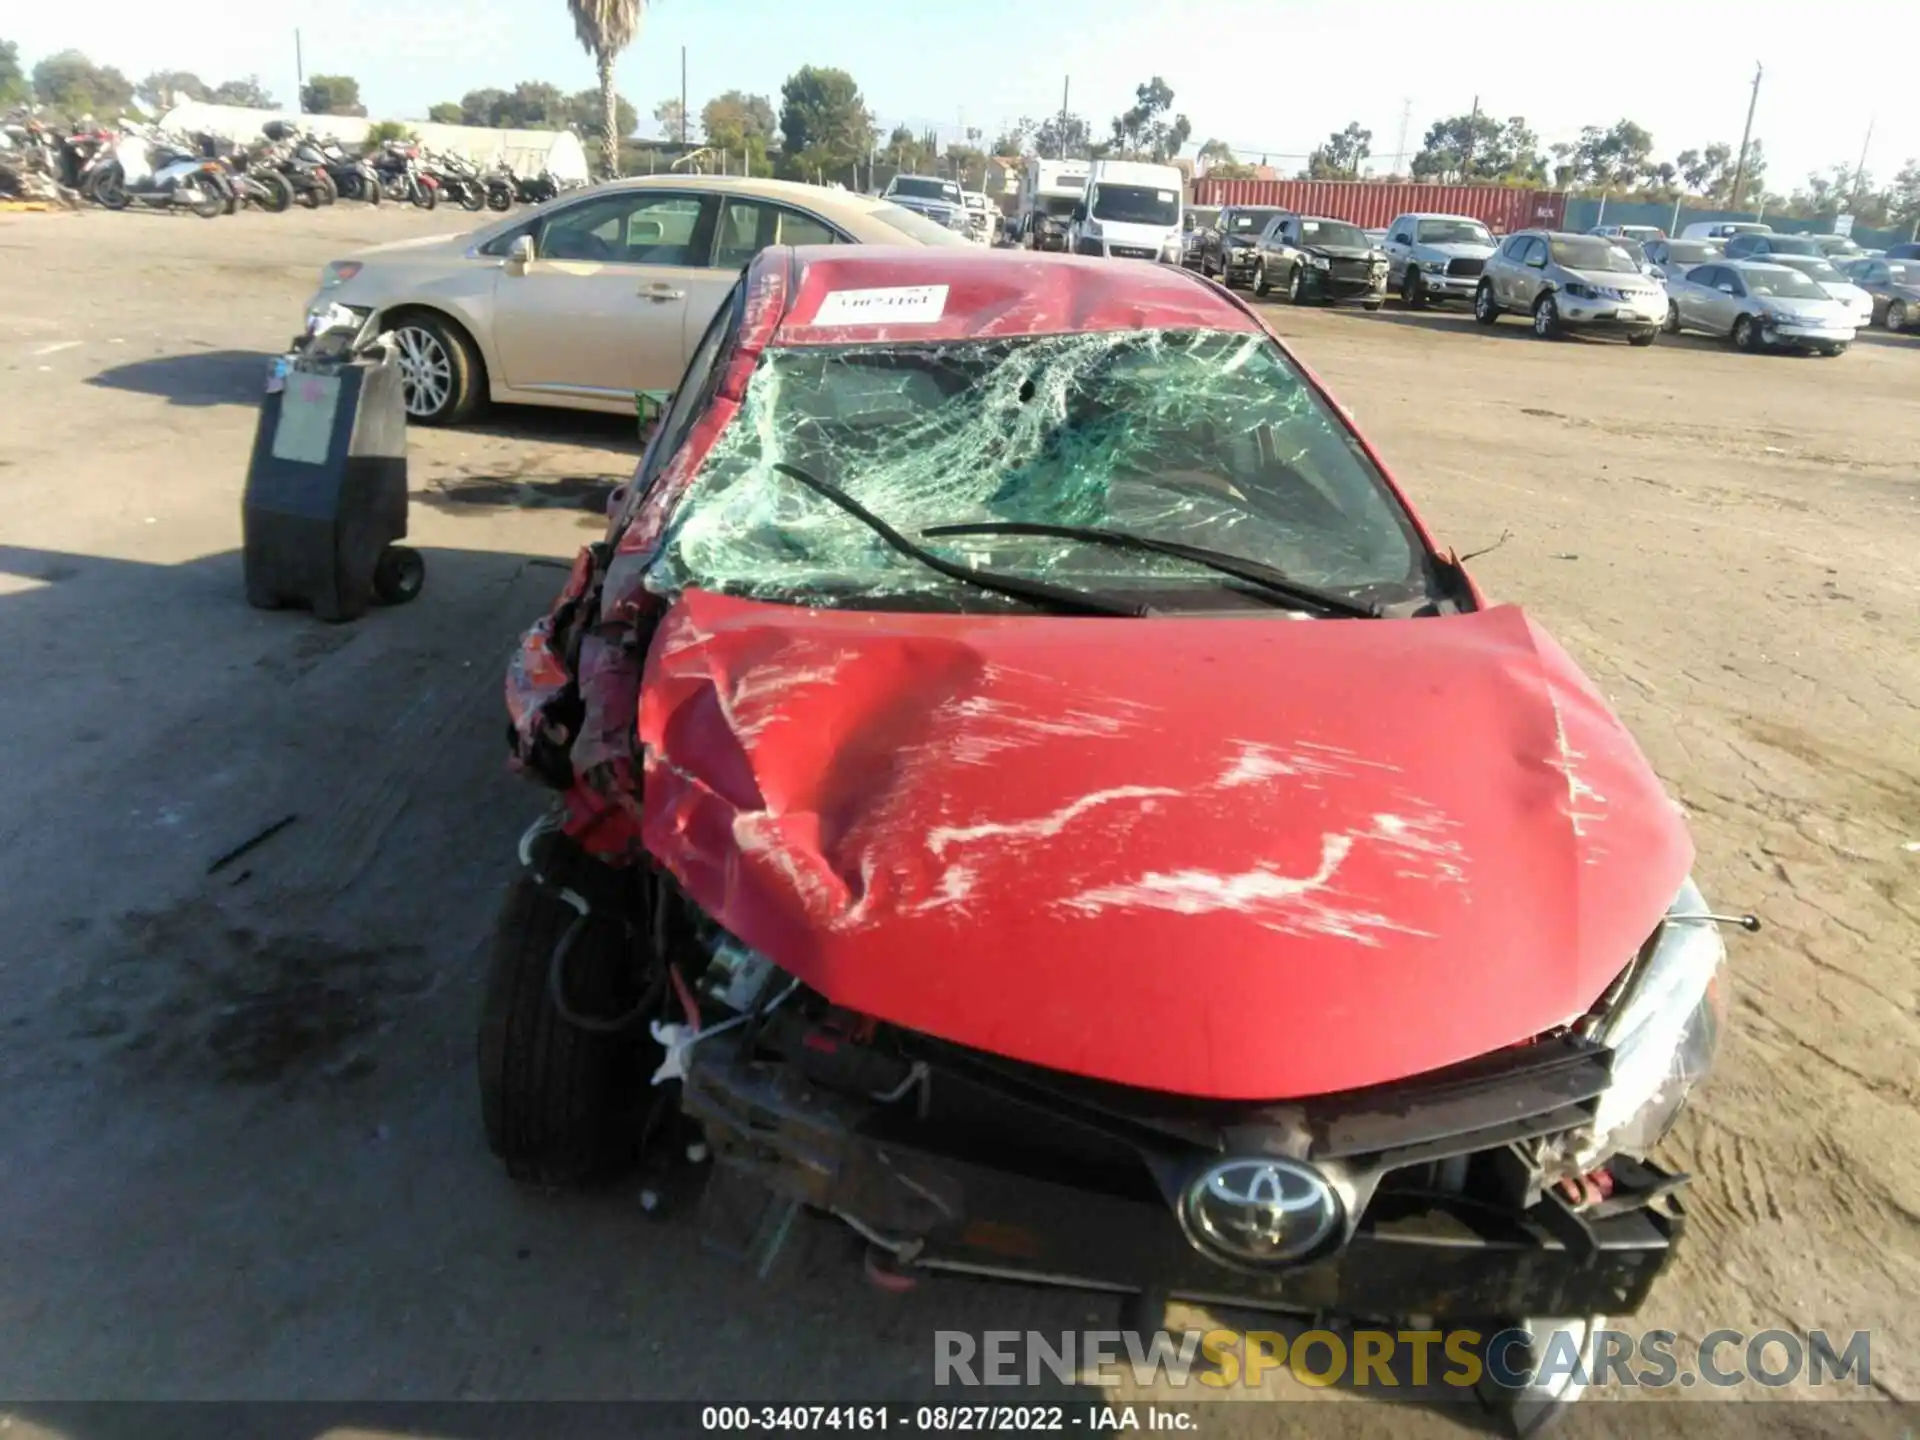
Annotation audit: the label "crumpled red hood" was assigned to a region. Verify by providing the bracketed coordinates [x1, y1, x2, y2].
[638, 589, 1692, 1099]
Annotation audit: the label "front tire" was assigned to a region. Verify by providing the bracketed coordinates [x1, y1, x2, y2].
[459, 182, 486, 212]
[1287, 265, 1307, 305]
[1251, 260, 1269, 298]
[92, 162, 129, 210]
[1404, 267, 1429, 310]
[255, 170, 293, 213]
[1474, 281, 1501, 325]
[1473, 1316, 1605, 1438]
[1887, 300, 1908, 332]
[389, 312, 483, 425]
[1627, 329, 1658, 347]
[1732, 314, 1760, 352]
[1663, 301, 1681, 335]
[412, 181, 438, 211]
[1532, 293, 1564, 340]
[487, 180, 513, 211]
[371, 545, 425, 605]
[187, 181, 225, 220]
[478, 834, 655, 1187]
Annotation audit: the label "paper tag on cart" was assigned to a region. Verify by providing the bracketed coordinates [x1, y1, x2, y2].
[271, 372, 340, 465]
[810, 285, 948, 327]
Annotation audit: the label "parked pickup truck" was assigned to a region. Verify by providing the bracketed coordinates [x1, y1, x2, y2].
[1383, 212, 1499, 309]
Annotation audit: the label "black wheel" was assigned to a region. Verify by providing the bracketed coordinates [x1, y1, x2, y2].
[388, 311, 485, 425]
[187, 181, 225, 220]
[1215, 254, 1235, 288]
[1287, 265, 1307, 304]
[1886, 300, 1908, 333]
[363, 173, 383, 205]
[314, 169, 337, 206]
[478, 833, 657, 1187]
[1532, 293, 1563, 339]
[92, 162, 129, 210]
[1251, 260, 1268, 298]
[1662, 300, 1681, 335]
[1364, 300, 1383, 311]
[459, 182, 486, 212]
[1732, 314, 1759, 352]
[412, 181, 438, 210]
[1405, 267, 1429, 310]
[296, 176, 321, 209]
[256, 170, 293, 213]
[1818, 343, 1848, 357]
[371, 545, 425, 605]
[1474, 281, 1501, 325]
[1627, 328, 1658, 347]
[487, 181, 513, 211]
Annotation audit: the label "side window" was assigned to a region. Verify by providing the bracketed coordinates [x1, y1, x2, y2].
[1865, 263, 1888, 284]
[1391, 221, 1412, 244]
[714, 199, 846, 270]
[1690, 265, 1718, 289]
[536, 191, 715, 266]
[1522, 238, 1547, 266]
[1501, 234, 1531, 260]
[638, 282, 745, 491]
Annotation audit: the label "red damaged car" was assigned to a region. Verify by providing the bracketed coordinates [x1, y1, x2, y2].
[486, 246, 1730, 1423]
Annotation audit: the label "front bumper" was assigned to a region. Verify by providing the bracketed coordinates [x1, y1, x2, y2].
[1303, 267, 1390, 305]
[1559, 302, 1666, 332]
[1761, 321, 1854, 345]
[1410, 266, 1482, 300]
[683, 1032, 1684, 1320]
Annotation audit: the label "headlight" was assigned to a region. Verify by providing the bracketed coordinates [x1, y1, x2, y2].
[1421, 257, 1448, 272]
[1569, 878, 1727, 1170]
[319, 260, 363, 288]
[1371, 261, 1388, 276]
[1564, 281, 1598, 300]
[1311, 255, 1331, 270]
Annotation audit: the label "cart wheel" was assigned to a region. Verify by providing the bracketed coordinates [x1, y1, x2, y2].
[371, 545, 425, 605]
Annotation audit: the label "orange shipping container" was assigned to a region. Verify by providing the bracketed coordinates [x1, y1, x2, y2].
[1190, 178, 1565, 234]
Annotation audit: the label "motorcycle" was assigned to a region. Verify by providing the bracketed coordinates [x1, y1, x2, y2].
[478, 160, 517, 211]
[256, 123, 338, 208]
[424, 148, 488, 212]
[373, 141, 438, 209]
[0, 109, 78, 204]
[312, 134, 381, 204]
[191, 132, 293, 214]
[89, 123, 227, 218]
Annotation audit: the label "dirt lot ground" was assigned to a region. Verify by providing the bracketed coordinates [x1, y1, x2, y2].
[1, 205, 1914, 1434]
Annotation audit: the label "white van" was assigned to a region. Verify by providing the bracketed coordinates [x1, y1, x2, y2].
[1679, 220, 1772, 241]
[1070, 159, 1183, 263]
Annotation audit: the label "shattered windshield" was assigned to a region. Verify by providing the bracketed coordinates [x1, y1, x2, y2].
[650, 330, 1434, 612]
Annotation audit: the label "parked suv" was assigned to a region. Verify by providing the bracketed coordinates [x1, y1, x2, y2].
[1382, 212, 1498, 309]
[1250, 214, 1388, 307]
[1474, 230, 1667, 344]
[881, 174, 969, 234]
[1201, 205, 1287, 287]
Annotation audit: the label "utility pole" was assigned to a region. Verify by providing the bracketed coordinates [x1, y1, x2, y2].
[1729, 62, 1762, 210]
[1460, 94, 1480, 182]
[1850, 115, 1874, 210]
[1059, 76, 1070, 159]
[294, 29, 305, 112]
[680, 46, 688, 145]
[1394, 97, 1411, 177]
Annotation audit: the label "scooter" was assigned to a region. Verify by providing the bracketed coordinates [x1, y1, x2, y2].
[89, 125, 227, 218]
[425, 149, 488, 212]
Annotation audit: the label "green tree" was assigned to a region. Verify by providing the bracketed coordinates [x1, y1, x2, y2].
[1570, 120, 1654, 189]
[1034, 111, 1092, 160]
[210, 75, 274, 108]
[1198, 138, 1253, 179]
[653, 95, 686, 142]
[0, 39, 28, 106]
[778, 65, 873, 180]
[1108, 76, 1188, 163]
[30, 50, 134, 117]
[1887, 158, 1920, 231]
[459, 88, 507, 125]
[569, 89, 635, 138]
[566, 0, 646, 178]
[300, 74, 364, 116]
[428, 101, 464, 124]
[1305, 121, 1371, 179]
[136, 70, 209, 110]
[702, 89, 777, 173]
[365, 120, 415, 146]
[496, 80, 570, 128]
[1414, 112, 1543, 184]
[990, 121, 1030, 158]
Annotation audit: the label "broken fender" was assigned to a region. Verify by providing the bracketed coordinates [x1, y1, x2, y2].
[638, 590, 1692, 1099]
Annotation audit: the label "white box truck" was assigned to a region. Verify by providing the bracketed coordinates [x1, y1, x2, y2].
[1019, 158, 1089, 252]
[1069, 159, 1184, 263]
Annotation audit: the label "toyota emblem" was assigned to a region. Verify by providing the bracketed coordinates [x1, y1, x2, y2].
[1182, 1157, 1342, 1265]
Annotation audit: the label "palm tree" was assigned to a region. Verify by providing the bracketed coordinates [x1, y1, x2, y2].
[567, 0, 644, 179]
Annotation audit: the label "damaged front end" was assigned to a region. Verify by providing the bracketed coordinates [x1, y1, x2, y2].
[671, 904, 1704, 1322]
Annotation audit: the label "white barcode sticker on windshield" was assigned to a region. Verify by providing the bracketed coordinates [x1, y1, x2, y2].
[810, 284, 949, 327]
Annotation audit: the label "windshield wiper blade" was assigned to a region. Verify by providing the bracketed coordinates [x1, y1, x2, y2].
[921, 522, 1379, 619]
[766, 463, 1145, 618]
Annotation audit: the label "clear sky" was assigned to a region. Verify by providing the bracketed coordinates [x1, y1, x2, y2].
[12, 0, 1912, 195]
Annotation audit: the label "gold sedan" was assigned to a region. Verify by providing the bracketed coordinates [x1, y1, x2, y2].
[302, 175, 970, 424]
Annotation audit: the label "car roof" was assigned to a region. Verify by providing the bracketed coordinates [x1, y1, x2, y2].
[1725, 260, 1801, 273]
[588, 172, 902, 223]
[759, 246, 1263, 345]
[1400, 212, 1486, 221]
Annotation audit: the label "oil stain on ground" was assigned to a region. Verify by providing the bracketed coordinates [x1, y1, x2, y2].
[64, 896, 429, 1090]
